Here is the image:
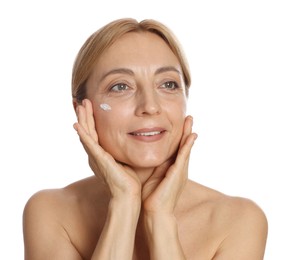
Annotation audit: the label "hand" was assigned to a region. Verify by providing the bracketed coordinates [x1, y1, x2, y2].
[141, 116, 197, 215]
[73, 99, 141, 199]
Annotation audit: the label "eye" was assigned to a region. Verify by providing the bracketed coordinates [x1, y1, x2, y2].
[161, 81, 179, 90]
[110, 83, 129, 92]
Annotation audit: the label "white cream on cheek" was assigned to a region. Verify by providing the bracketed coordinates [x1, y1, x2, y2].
[100, 103, 112, 111]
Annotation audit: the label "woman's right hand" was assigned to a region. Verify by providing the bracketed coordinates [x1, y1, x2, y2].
[73, 99, 141, 200]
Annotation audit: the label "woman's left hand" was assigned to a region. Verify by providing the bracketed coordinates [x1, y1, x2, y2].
[141, 116, 197, 216]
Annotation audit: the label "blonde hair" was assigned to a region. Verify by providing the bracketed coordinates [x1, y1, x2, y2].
[72, 18, 191, 103]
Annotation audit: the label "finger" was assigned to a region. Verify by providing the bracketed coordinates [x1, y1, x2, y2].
[177, 133, 197, 163]
[168, 133, 196, 180]
[74, 120, 109, 168]
[179, 116, 193, 149]
[147, 130, 197, 209]
[152, 120, 196, 181]
[76, 103, 90, 135]
[74, 122, 116, 183]
[166, 134, 197, 193]
[84, 99, 98, 143]
[73, 121, 95, 152]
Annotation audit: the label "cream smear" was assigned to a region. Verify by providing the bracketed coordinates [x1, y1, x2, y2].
[100, 103, 112, 111]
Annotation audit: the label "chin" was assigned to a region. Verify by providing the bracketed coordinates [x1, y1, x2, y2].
[120, 153, 174, 170]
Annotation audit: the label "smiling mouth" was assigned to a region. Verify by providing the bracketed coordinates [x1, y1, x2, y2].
[130, 131, 163, 136]
[128, 127, 167, 140]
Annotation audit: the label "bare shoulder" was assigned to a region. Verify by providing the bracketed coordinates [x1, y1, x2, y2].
[24, 187, 66, 209]
[23, 188, 66, 235]
[23, 183, 80, 241]
[184, 180, 267, 225]
[217, 193, 268, 226]
[24, 183, 78, 221]
[213, 194, 268, 259]
[23, 187, 80, 259]
[24, 176, 102, 215]
[23, 177, 102, 260]
[182, 180, 268, 259]
[23, 176, 104, 232]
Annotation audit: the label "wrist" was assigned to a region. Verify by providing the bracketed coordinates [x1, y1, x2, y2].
[109, 196, 141, 216]
[143, 208, 176, 221]
[93, 195, 141, 259]
[143, 212, 178, 235]
[105, 198, 141, 239]
[143, 213, 185, 259]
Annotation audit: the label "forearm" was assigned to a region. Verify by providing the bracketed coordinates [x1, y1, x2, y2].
[91, 198, 141, 260]
[144, 213, 186, 260]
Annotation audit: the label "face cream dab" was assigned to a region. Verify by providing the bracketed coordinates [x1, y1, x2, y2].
[100, 103, 112, 111]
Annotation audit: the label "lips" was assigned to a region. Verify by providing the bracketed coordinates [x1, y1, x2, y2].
[129, 128, 165, 135]
[128, 128, 166, 142]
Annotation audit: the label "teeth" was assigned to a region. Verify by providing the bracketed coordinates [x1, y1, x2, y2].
[133, 131, 161, 136]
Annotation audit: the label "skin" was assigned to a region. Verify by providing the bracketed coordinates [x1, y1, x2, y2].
[23, 32, 268, 260]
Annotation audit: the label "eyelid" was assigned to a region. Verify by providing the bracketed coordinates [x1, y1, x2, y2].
[160, 80, 181, 90]
[101, 74, 134, 91]
[109, 82, 130, 92]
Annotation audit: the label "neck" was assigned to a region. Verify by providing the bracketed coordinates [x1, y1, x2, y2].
[132, 167, 156, 185]
[130, 156, 176, 185]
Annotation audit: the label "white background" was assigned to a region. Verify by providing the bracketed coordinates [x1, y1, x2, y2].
[0, 0, 293, 259]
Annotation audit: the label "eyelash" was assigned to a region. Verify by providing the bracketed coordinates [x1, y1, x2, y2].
[109, 83, 129, 92]
[161, 81, 179, 90]
[109, 81, 180, 93]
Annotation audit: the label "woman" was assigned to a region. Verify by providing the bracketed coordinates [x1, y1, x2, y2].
[23, 18, 268, 259]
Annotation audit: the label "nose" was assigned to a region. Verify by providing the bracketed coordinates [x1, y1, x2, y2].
[134, 87, 161, 116]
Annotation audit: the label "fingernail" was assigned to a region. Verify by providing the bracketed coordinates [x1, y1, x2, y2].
[193, 133, 198, 141]
[189, 116, 194, 127]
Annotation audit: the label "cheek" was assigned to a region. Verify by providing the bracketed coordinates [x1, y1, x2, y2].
[171, 101, 187, 138]
[165, 97, 187, 123]
[94, 111, 117, 137]
[92, 103, 130, 147]
[165, 94, 187, 114]
[173, 117, 185, 143]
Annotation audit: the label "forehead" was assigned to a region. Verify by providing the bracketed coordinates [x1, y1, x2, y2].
[94, 32, 181, 71]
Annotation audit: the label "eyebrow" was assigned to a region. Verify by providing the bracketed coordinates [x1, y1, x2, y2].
[155, 66, 181, 75]
[100, 66, 182, 81]
[101, 68, 134, 81]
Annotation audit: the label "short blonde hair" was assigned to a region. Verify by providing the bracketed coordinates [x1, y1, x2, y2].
[72, 18, 191, 103]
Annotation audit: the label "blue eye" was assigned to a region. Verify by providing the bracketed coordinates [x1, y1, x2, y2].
[110, 83, 129, 92]
[162, 81, 179, 90]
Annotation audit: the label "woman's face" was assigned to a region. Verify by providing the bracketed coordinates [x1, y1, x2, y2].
[86, 32, 187, 169]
